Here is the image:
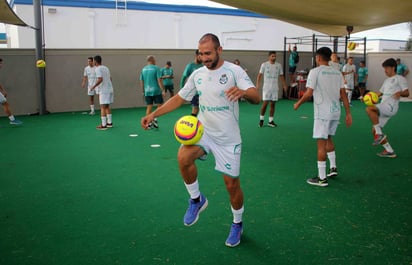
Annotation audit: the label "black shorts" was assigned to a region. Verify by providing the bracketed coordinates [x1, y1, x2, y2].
[145, 94, 164, 105]
[289, 66, 297, 74]
[358, 82, 366, 88]
[164, 85, 174, 92]
[191, 94, 199, 107]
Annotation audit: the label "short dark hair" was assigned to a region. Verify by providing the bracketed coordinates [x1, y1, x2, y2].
[94, 55, 102, 64]
[166, 61, 171, 66]
[382, 58, 397, 68]
[316, 47, 332, 62]
[88, 57, 93, 61]
[199, 33, 220, 49]
[195, 49, 199, 55]
[268, 51, 276, 56]
[360, 60, 365, 64]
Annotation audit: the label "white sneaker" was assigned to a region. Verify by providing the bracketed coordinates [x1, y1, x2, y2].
[89, 111, 95, 115]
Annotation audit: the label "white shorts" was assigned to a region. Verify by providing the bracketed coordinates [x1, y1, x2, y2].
[99, 92, 113, 105]
[376, 99, 398, 127]
[262, 88, 279, 101]
[0, 91, 6, 104]
[313, 119, 339, 139]
[196, 132, 241, 177]
[88, 88, 96, 96]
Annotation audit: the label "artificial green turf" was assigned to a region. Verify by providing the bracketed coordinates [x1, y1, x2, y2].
[0, 100, 411, 265]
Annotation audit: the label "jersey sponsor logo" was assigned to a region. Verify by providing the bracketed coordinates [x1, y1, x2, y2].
[219, 74, 228, 84]
[199, 104, 229, 112]
[196, 78, 202, 85]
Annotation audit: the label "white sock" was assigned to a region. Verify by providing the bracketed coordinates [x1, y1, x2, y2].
[327, 151, 336, 169]
[101, 116, 107, 126]
[318, 161, 327, 180]
[383, 142, 394, 153]
[259, 115, 264, 121]
[8, 115, 15, 121]
[184, 179, 200, 200]
[231, 205, 244, 224]
[107, 114, 112, 124]
[90, 105, 95, 112]
[373, 124, 383, 135]
[269, 116, 274, 122]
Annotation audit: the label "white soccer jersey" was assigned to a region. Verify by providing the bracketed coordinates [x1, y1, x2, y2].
[306, 65, 344, 121]
[380, 74, 408, 107]
[95, 65, 113, 94]
[328, 61, 341, 72]
[178, 61, 255, 145]
[259, 61, 283, 96]
[342, 64, 356, 84]
[83, 65, 97, 89]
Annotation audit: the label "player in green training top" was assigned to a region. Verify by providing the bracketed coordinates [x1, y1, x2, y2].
[160, 61, 174, 99]
[140, 55, 165, 129]
[180, 50, 203, 116]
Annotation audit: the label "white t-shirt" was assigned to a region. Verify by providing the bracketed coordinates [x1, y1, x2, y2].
[83, 65, 97, 89]
[178, 61, 255, 145]
[259, 61, 283, 92]
[380, 74, 408, 107]
[342, 63, 356, 84]
[95, 65, 113, 94]
[328, 61, 341, 72]
[306, 65, 344, 121]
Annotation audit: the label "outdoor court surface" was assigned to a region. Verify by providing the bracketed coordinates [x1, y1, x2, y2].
[0, 100, 411, 265]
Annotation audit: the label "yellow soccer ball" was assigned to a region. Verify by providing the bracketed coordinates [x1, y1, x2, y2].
[36, 59, 46, 68]
[347, 42, 356, 51]
[174, 115, 204, 145]
[363, 92, 379, 106]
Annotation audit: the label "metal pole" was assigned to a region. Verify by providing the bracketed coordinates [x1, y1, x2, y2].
[34, 0, 46, 115]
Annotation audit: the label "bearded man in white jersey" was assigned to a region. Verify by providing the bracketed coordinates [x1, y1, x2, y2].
[141, 33, 260, 247]
[294, 47, 352, 187]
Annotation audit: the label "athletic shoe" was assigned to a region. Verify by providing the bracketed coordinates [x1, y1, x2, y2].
[268, 121, 277, 127]
[327, 167, 338, 178]
[258, 120, 263, 128]
[377, 150, 397, 158]
[373, 134, 386, 146]
[152, 119, 159, 129]
[225, 222, 243, 247]
[106, 123, 113, 128]
[306, 176, 328, 187]
[183, 194, 208, 226]
[147, 122, 153, 130]
[96, 124, 108, 130]
[89, 111, 95, 115]
[9, 119, 23, 125]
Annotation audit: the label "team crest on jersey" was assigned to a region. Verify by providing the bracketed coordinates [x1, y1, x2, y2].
[196, 78, 202, 85]
[219, 74, 228, 84]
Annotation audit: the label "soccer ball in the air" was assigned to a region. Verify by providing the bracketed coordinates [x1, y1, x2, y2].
[347, 42, 356, 51]
[174, 115, 204, 145]
[363, 92, 379, 106]
[36, 59, 46, 68]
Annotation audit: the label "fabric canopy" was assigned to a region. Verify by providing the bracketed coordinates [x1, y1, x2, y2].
[213, 0, 412, 36]
[0, 0, 27, 26]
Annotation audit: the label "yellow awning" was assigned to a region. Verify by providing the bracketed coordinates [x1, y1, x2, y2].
[0, 0, 27, 26]
[212, 0, 412, 36]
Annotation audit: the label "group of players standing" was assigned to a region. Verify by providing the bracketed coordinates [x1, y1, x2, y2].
[81, 51, 203, 130]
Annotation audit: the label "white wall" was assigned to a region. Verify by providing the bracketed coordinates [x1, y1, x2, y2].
[7, 3, 319, 50]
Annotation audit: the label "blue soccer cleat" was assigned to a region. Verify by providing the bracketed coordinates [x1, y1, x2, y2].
[183, 193, 208, 226]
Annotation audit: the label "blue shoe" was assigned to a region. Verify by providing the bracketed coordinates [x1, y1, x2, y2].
[9, 119, 22, 125]
[183, 194, 208, 226]
[225, 222, 243, 247]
